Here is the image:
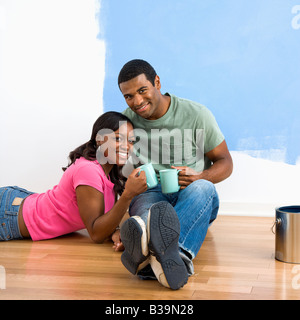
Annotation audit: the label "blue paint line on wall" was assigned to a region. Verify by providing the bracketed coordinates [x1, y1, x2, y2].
[99, 0, 300, 165]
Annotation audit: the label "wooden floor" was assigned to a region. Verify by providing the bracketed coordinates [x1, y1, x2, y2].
[1, 215, 300, 300]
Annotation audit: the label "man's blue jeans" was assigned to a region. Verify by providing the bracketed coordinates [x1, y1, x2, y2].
[128, 179, 220, 275]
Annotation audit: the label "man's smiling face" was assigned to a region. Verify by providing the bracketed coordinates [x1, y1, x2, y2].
[119, 73, 163, 120]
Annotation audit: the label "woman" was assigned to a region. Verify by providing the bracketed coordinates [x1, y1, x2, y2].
[0, 112, 147, 248]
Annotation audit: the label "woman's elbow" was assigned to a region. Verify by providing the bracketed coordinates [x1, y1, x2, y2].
[90, 232, 106, 244]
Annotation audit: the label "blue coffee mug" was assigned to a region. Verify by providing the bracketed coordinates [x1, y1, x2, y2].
[159, 169, 181, 194]
[138, 163, 159, 189]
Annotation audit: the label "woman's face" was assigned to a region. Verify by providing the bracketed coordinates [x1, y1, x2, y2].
[96, 122, 135, 166]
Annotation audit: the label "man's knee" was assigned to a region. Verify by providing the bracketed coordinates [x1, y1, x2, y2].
[188, 179, 216, 196]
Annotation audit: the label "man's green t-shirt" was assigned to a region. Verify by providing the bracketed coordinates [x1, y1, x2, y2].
[123, 93, 224, 175]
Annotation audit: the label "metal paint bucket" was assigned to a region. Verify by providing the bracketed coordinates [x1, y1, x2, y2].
[274, 206, 300, 264]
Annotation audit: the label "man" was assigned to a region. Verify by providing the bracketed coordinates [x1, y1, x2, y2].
[118, 59, 233, 290]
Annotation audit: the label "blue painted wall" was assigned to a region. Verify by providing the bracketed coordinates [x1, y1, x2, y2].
[99, 0, 300, 165]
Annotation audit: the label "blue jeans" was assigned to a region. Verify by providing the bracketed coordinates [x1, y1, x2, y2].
[0, 186, 35, 241]
[129, 179, 219, 274]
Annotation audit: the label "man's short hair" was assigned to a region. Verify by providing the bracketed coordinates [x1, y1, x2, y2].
[118, 59, 157, 87]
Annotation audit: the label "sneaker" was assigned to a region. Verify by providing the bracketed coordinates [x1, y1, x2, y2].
[147, 201, 188, 290]
[120, 216, 149, 275]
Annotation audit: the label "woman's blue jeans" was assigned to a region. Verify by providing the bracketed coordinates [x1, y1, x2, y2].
[128, 179, 219, 275]
[0, 186, 35, 241]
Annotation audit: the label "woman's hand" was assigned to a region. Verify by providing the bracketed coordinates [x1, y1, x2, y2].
[112, 229, 124, 252]
[122, 168, 148, 199]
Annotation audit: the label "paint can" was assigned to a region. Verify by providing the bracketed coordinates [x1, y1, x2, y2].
[273, 206, 300, 264]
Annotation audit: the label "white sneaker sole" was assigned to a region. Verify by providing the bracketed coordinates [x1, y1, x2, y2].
[120, 216, 149, 274]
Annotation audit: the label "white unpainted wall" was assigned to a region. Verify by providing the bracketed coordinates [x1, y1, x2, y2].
[216, 152, 300, 217]
[0, 0, 105, 192]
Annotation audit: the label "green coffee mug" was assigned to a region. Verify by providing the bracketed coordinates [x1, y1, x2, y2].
[138, 163, 159, 189]
[159, 169, 181, 194]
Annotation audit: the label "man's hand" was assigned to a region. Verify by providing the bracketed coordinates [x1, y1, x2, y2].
[171, 166, 201, 190]
[171, 140, 233, 189]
